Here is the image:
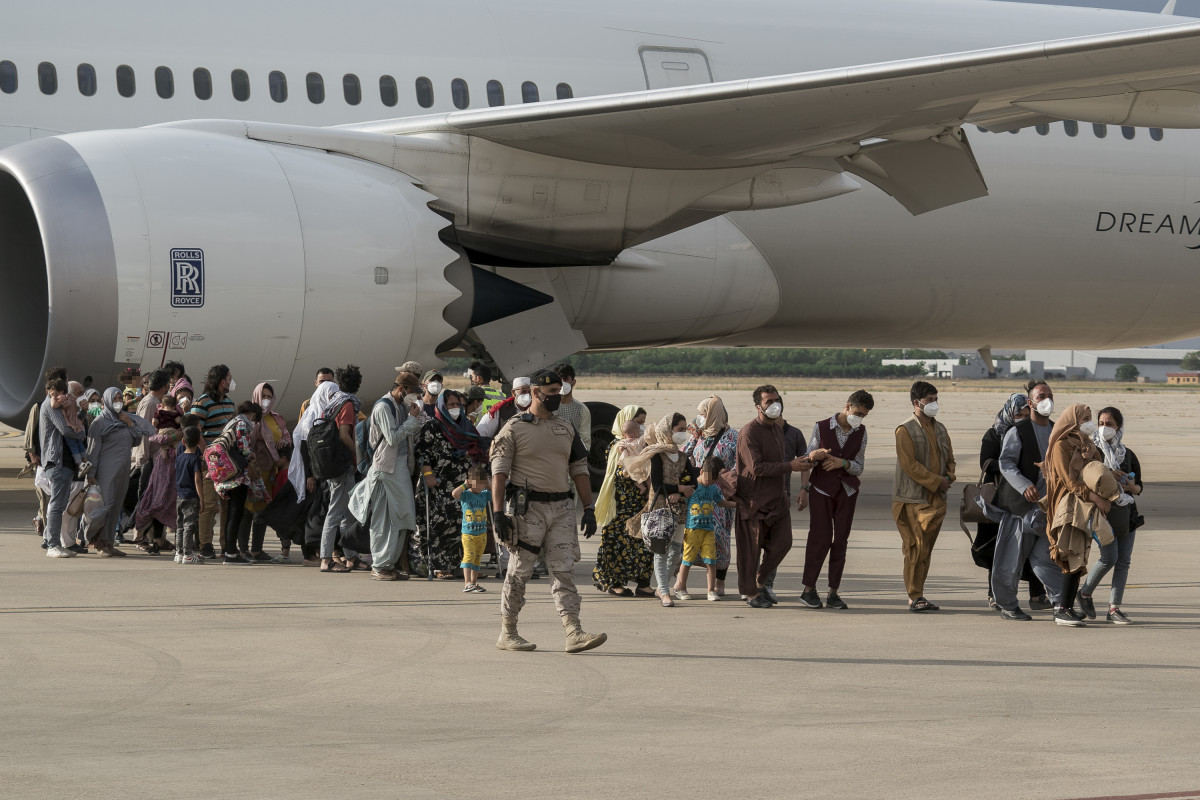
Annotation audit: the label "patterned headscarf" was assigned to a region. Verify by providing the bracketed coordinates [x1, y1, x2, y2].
[993, 392, 1029, 437]
[434, 390, 486, 462]
[252, 382, 292, 464]
[1092, 422, 1127, 471]
[595, 404, 643, 528]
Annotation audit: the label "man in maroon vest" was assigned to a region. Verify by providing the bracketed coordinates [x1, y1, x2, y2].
[798, 390, 874, 610]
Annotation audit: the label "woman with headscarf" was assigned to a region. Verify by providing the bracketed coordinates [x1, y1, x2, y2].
[626, 413, 695, 607]
[213, 401, 267, 564]
[131, 414, 186, 554]
[410, 389, 487, 578]
[1043, 403, 1107, 626]
[1076, 406, 1143, 624]
[83, 388, 155, 556]
[684, 395, 739, 597]
[593, 404, 656, 596]
[239, 382, 294, 562]
[80, 388, 103, 421]
[976, 393, 1046, 608]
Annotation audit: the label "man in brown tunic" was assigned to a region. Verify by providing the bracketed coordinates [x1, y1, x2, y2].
[732, 385, 809, 608]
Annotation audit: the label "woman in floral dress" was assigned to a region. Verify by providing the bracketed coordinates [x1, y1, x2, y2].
[593, 405, 656, 596]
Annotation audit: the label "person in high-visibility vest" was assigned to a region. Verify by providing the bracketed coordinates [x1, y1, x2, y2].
[468, 362, 505, 423]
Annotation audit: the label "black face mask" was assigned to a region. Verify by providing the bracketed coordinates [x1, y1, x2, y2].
[539, 393, 562, 412]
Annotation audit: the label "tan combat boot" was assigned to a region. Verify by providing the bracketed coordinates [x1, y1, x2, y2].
[496, 616, 536, 651]
[562, 613, 607, 653]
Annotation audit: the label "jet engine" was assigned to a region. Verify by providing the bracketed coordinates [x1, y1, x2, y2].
[0, 128, 466, 423]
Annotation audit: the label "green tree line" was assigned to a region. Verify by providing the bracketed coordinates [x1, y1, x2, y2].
[562, 348, 946, 378]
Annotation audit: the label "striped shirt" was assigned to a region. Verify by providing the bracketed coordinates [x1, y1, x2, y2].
[192, 393, 236, 445]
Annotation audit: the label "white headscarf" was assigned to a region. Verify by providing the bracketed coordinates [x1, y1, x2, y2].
[288, 381, 341, 501]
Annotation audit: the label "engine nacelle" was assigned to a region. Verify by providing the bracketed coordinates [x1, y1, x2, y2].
[0, 129, 462, 423]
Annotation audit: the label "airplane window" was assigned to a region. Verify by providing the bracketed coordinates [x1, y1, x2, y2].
[231, 69, 250, 101]
[1093, 123, 1107, 138]
[487, 80, 505, 106]
[307, 72, 324, 104]
[556, 82, 573, 99]
[1150, 127, 1164, 141]
[0, 61, 16, 94]
[1121, 126, 1135, 140]
[116, 65, 135, 98]
[269, 70, 287, 103]
[415, 77, 434, 108]
[451, 78, 469, 109]
[155, 67, 173, 99]
[1035, 123, 1049, 135]
[344, 74, 361, 105]
[193, 68, 212, 100]
[77, 64, 96, 96]
[379, 75, 398, 107]
[38, 62, 57, 95]
[521, 81, 539, 103]
[1064, 120, 1078, 137]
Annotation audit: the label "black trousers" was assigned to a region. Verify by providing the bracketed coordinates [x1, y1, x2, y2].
[223, 485, 250, 555]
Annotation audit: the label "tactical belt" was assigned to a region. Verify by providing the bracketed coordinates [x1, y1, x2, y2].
[516, 540, 542, 555]
[528, 490, 573, 502]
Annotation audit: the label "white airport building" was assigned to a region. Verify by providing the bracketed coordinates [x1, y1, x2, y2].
[881, 355, 1044, 380]
[1025, 349, 1192, 382]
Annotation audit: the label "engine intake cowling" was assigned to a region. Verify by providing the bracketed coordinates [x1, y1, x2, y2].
[0, 129, 462, 423]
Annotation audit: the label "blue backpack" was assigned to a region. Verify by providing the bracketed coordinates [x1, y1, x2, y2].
[356, 396, 398, 475]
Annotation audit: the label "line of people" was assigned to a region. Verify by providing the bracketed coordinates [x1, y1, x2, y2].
[24, 363, 1143, 628]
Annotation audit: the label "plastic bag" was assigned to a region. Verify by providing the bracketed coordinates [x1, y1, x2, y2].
[83, 484, 106, 520]
[34, 466, 52, 495]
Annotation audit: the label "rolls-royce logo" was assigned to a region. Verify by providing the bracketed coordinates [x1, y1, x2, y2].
[1096, 210, 1200, 250]
[170, 248, 205, 307]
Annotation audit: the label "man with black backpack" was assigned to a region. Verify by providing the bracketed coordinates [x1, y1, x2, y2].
[313, 365, 364, 573]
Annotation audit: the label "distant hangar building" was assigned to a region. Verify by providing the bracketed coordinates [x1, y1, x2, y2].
[1026, 349, 1191, 382]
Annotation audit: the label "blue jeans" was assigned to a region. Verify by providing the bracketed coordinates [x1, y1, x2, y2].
[654, 541, 683, 596]
[44, 464, 74, 548]
[1082, 530, 1136, 607]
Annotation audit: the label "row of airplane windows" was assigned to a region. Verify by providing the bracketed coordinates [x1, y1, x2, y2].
[0, 61, 574, 109]
[980, 121, 1165, 141]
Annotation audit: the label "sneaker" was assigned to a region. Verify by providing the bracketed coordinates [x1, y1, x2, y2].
[707, 591, 721, 602]
[199, 544, 217, 559]
[1108, 608, 1133, 625]
[1000, 608, 1033, 621]
[470, 584, 487, 593]
[77, 460, 93, 477]
[1076, 592, 1097, 620]
[40, 540, 48, 550]
[761, 585, 779, 604]
[67, 544, 89, 555]
[462, 583, 476, 592]
[739, 594, 749, 601]
[1029, 594, 1052, 611]
[272, 552, 291, 564]
[222, 553, 249, 564]
[173, 552, 183, 563]
[798, 588, 823, 609]
[674, 588, 691, 601]
[747, 594, 773, 609]
[180, 554, 204, 565]
[1054, 607, 1085, 627]
[248, 551, 273, 563]
[47, 545, 74, 558]
[825, 591, 848, 610]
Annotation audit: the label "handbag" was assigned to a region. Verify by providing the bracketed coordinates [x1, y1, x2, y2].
[66, 484, 86, 518]
[959, 459, 997, 547]
[639, 489, 678, 554]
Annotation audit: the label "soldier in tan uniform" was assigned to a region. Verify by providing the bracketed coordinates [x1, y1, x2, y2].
[490, 369, 606, 653]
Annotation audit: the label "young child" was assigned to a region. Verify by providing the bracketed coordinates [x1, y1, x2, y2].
[616, 419, 649, 494]
[174, 425, 205, 564]
[675, 456, 736, 602]
[153, 394, 182, 430]
[452, 464, 491, 593]
[47, 378, 91, 475]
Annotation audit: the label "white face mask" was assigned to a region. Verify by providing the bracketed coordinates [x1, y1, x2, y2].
[1036, 397, 1054, 417]
[112, 402, 124, 412]
[261, 398, 272, 410]
[515, 393, 532, 409]
[921, 401, 939, 417]
[228, 379, 237, 393]
[672, 431, 690, 446]
[426, 381, 442, 396]
[694, 415, 706, 429]
[179, 398, 191, 411]
[1079, 420, 1098, 436]
[846, 414, 863, 429]
[560, 382, 573, 396]
[763, 402, 782, 420]
[1099, 425, 1118, 442]
[639, 424, 646, 435]
[90, 402, 102, 411]
[447, 407, 462, 421]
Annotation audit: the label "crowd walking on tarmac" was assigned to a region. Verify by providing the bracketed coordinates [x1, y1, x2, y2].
[24, 356, 1147, 652]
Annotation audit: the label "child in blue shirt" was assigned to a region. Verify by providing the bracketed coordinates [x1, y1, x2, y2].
[677, 456, 736, 601]
[452, 464, 491, 593]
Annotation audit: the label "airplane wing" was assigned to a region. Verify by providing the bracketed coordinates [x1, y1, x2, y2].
[348, 20, 1200, 171]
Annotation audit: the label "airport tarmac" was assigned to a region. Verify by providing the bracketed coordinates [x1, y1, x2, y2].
[2, 387, 1198, 800]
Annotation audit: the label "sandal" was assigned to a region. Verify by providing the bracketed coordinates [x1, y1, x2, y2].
[910, 597, 939, 613]
[634, 587, 658, 598]
[661, 594, 674, 607]
[607, 587, 634, 597]
[320, 562, 351, 573]
[347, 558, 372, 571]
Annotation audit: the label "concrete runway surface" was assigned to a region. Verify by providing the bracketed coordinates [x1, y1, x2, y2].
[2, 388, 1198, 800]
